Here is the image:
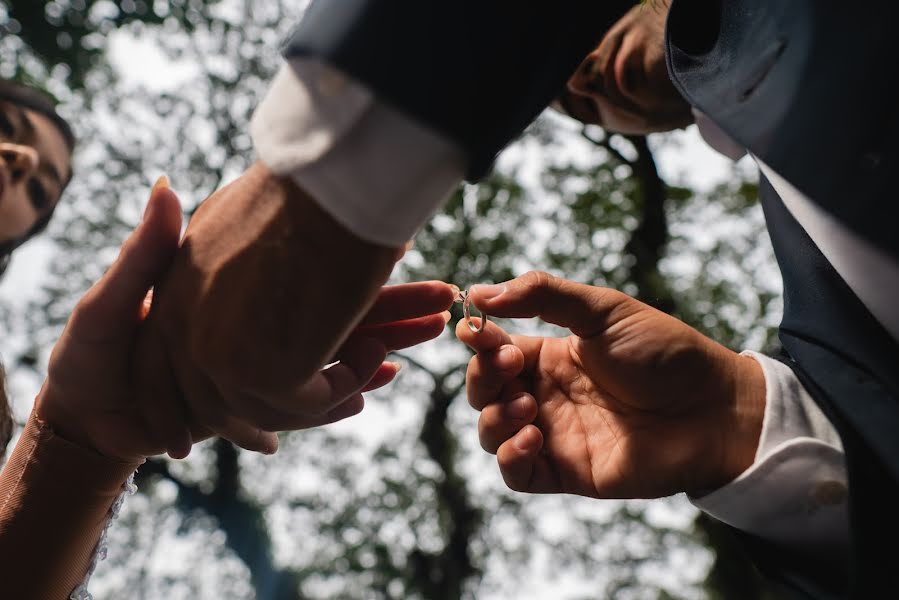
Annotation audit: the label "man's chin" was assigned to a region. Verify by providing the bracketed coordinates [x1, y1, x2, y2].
[600, 118, 660, 136]
[602, 111, 694, 136]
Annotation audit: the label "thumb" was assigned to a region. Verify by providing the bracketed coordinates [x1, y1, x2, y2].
[72, 177, 183, 335]
[468, 271, 638, 338]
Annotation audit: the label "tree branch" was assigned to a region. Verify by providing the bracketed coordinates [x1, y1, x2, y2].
[391, 351, 440, 378]
[581, 127, 634, 167]
[136, 447, 305, 600]
[409, 378, 482, 599]
[621, 135, 676, 314]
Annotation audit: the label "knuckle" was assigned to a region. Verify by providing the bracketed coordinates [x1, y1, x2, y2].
[67, 290, 102, 329]
[598, 286, 629, 307]
[522, 271, 558, 313]
[522, 270, 554, 291]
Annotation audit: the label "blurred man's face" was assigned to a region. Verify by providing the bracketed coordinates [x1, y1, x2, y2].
[560, 2, 693, 134]
[0, 99, 72, 244]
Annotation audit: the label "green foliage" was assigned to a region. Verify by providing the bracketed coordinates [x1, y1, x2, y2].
[1, 1, 227, 89]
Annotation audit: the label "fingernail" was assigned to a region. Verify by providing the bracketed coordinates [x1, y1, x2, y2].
[499, 346, 518, 364]
[264, 434, 280, 455]
[449, 284, 461, 300]
[442, 310, 452, 323]
[515, 428, 536, 451]
[405, 239, 415, 252]
[507, 394, 533, 419]
[472, 283, 506, 301]
[152, 175, 170, 194]
[389, 361, 403, 373]
[144, 175, 170, 221]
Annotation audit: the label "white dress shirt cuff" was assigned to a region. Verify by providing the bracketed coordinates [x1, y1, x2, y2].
[251, 60, 467, 248]
[690, 352, 849, 562]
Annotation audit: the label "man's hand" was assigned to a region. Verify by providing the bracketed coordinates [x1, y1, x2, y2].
[37, 173, 452, 463]
[456, 271, 766, 499]
[134, 162, 452, 458]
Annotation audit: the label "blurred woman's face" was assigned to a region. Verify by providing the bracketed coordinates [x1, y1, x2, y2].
[0, 100, 72, 245]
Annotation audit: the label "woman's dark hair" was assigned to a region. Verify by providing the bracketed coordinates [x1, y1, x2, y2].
[0, 79, 76, 152]
[0, 364, 14, 457]
[0, 79, 77, 279]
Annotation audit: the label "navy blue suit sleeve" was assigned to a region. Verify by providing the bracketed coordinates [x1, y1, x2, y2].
[283, 0, 632, 180]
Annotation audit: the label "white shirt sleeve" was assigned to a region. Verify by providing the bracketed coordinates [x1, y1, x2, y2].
[250, 60, 467, 248]
[691, 352, 849, 569]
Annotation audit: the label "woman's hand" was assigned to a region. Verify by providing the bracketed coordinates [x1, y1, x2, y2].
[35, 179, 454, 463]
[456, 271, 766, 499]
[34, 179, 184, 462]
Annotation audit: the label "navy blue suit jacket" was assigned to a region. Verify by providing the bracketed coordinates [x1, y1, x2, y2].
[667, 2, 899, 596]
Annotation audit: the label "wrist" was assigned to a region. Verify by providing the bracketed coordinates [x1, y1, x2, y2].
[267, 162, 402, 354]
[34, 383, 143, 464]
[704, 352, 767, 492]
[680, 344, 766, 496]
[182, 163, 400, 385]
[33, 383, 102, 456]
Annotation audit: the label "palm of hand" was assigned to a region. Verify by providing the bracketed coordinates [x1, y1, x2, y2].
[522, 309, 734, 499]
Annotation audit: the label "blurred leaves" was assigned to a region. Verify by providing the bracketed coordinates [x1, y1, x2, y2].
[2, 0, 227, 89]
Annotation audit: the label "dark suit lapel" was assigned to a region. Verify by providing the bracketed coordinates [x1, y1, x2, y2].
[667, 0, 899, 260]
[760, 176, 899, 595]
